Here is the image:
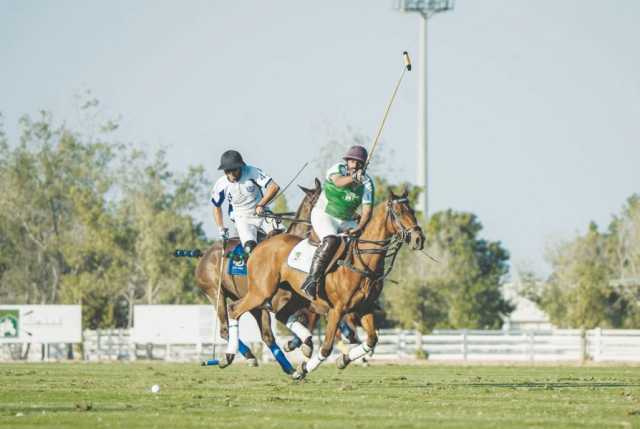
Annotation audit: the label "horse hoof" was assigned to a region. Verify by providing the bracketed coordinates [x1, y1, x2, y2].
[291, 363, 308, 381]
[218, 353, 235, 369]
[336, 353, 351, 370]
[301, 338, 314, 359]
[246, 358, 259, 367]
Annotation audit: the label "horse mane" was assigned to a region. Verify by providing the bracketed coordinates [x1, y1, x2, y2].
[286, 178, 321, 237]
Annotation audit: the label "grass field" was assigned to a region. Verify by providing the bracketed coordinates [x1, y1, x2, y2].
[1, 362, 640, 428]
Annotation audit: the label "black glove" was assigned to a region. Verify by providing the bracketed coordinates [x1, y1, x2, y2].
[219, 227, 229, 242]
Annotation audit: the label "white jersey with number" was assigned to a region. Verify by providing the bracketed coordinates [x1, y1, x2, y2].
[211, 165, 273, 218]
[210, 165, 277, 245]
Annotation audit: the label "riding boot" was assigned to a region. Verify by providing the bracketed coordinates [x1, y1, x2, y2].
[243, 240, 257, 256]
[300, 235, 340, 300]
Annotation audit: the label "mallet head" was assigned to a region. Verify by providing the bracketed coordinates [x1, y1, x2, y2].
[403, 51, 412, 71]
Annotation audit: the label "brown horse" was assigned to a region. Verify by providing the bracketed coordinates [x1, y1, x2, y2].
[225, 189, 424, 379]
[195, 179, 321, 371]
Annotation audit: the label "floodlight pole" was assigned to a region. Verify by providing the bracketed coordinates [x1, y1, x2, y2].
[395, 1, 454, 220]
[417, 15, 429, 219]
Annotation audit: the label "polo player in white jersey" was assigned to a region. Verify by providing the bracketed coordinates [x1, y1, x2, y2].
[211, 150, 280, 254]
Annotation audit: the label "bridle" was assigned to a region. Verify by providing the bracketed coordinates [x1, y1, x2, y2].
[338, 197, 423, 285]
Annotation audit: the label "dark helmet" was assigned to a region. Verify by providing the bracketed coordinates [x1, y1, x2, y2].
[218, 150, 246, 170]
[343, 145, 368, 164]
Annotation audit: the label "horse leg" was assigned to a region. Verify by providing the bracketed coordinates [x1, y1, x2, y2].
[276, 303, 314, 358]
[252, 309, 294, 374]
[204, 284, 229, 341]
[292, 305, 343, 380]
[340, 313, 360, 344]
[222, 308, 260, 367]
[284, 312, 313, 358]
[337, 312, 377, 370]
[219, 291, 271, 368]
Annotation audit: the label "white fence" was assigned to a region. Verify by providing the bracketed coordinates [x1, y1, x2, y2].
[77, 328, 640, 363]
[4, 328, 640, 363]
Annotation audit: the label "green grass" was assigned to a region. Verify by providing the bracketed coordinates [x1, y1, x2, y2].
[1, 362, 640, 428]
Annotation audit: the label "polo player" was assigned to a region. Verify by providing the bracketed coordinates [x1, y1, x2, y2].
[211, 150, 280, 254]
[300, 145, 375, 300]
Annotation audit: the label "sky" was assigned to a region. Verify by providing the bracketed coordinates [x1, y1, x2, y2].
[1, 0, 639, 277]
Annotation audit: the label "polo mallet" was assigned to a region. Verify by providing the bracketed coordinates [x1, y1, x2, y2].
[363, 51, 412, 173]
[271, 162, 309, 204]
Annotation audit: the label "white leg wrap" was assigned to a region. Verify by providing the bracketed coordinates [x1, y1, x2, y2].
[348, 343, 372, 361]
[286, 320, 312, 342]
[305, 352, 327, 372]
[226, 319, 239, 354]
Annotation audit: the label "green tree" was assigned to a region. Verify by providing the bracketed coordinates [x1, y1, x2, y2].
[0, 103, 210, 328]
[115, 148, 208, 309]
[385, 207, 513, 331]
[526, 195, 640, 329]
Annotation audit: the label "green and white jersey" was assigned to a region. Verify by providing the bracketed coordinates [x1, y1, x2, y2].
[315, 162, 375, 221]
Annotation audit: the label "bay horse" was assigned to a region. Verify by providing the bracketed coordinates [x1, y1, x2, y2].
[195, 179, 321, 372]
[225, 189, 425, 379]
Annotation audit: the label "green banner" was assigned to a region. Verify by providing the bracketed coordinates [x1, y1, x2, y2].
[0, 309, 19, 338]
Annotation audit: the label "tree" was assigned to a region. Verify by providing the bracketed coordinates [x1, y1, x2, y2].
[526, 195, 640, 329]
[0, 102, 210, 328]
[381, 186, 513, 331]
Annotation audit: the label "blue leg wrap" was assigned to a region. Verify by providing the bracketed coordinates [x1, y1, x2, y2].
[339, 321, 354, 338]
[269, 343, 294, 374]
[202, 359, 219, 366]
[288, 335, 302, 350]
[238, 340, 252, 357]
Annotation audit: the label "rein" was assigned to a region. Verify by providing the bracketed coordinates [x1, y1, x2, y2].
[338, 197, 414, 285]
[259, 212, 312, 225]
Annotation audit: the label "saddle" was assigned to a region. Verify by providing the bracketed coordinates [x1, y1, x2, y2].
[289, 231, 350, 276]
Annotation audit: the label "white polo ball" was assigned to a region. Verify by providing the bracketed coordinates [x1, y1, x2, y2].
[151, 384, 160, 393]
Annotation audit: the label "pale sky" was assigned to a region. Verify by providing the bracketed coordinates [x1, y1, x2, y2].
[1, 0, 639, 277]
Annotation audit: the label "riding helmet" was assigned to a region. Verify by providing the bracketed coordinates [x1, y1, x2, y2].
[343, 145, 368, 164]
[218, 150, 246, 170]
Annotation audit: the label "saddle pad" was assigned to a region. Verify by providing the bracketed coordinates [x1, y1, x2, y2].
[227, 243, 248, 276]
[287, 239, 317, 273]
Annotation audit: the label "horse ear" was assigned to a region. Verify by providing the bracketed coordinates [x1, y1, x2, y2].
[299, 185, 312, 196]
[314, 177, 321, 190]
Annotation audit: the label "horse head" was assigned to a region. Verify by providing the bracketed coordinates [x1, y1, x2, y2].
[386, 187, 425, 251]
[287, 178, 322, 236]
[296, 178, 322, 214]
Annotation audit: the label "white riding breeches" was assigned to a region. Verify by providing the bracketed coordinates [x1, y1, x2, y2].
[233, 214, 278, 246]
[310, 206, 357, 240]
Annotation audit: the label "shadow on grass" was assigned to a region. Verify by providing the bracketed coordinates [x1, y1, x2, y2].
[464, 382, 640, 389]
[0, 405, 133, 415]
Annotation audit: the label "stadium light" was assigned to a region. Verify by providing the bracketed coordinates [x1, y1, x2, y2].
[394, 0, 454, 219]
